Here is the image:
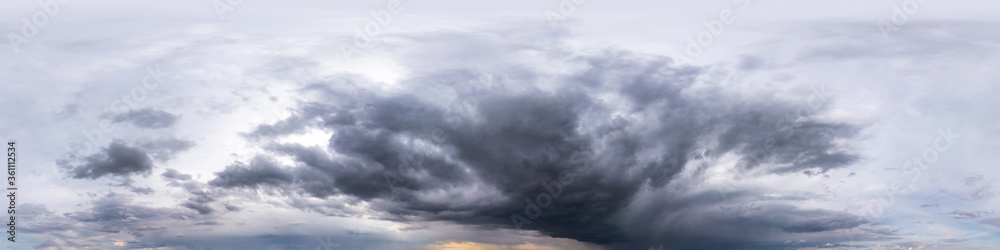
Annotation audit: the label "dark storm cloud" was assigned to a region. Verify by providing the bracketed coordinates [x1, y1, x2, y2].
[112, 108, 179, 129]
[63, 140, 155, 179]
[208, 31, 868, 247]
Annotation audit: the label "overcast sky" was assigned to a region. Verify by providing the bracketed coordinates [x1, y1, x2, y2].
[2, 0, 1000, 249]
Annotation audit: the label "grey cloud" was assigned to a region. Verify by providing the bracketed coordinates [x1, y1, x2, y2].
[161, 168, 193, 182]
[223, 204, 241, 212]
[130, 186, 154, 195]
[182, 201, 215, 215]
[209, 156, 295, 188]
[63, 140, 155, 179]
[112, 108, 179, 129]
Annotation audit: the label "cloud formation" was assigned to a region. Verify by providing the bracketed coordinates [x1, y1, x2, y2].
[202, 30, 868, 247]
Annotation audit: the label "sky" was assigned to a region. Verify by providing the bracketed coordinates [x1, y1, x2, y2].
[1, 0, 1000, 249]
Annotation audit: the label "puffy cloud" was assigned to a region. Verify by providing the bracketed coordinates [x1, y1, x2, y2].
[209, 156, 296, 189]
[62, 141, 155, 179]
